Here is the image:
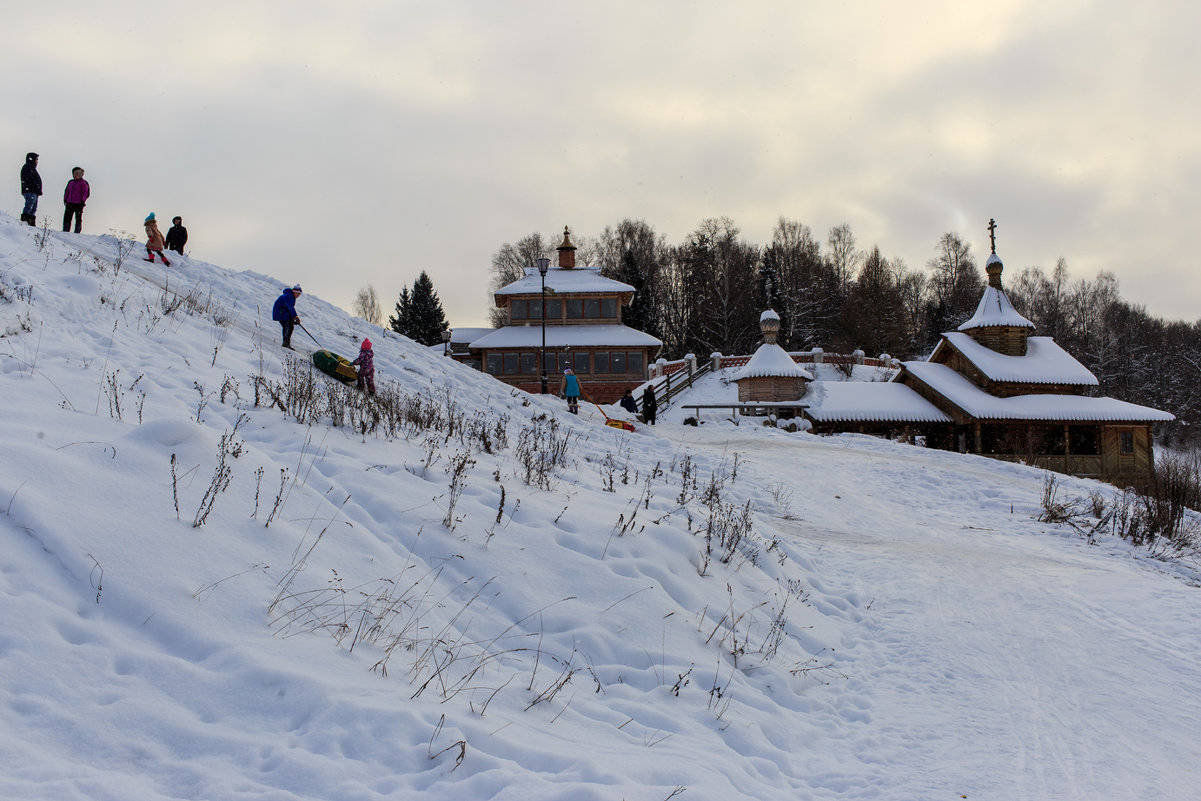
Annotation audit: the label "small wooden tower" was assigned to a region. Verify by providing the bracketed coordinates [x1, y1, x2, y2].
[957, 218, 1035, 356]
[731, 310, 813, 402]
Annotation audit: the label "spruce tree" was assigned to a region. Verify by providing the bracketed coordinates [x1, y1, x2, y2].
[407, 271, 448, 346]
[388, 287, 413, 338]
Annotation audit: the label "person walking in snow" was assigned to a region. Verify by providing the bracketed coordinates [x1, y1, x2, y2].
[559, 366, 581, 414]
[619, 389, 638, 415]
[19, 152, 41, 226]
[351, 338, 376, 395]
[641, 385, 657, 425]
[272, 284, 303, 350]
[62, 167, 90, 233]
[165, 216, 188, 254]
[143, 213, 171, 266]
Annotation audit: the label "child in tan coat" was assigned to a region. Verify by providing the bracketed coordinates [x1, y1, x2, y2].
[144, 213, 171, 266]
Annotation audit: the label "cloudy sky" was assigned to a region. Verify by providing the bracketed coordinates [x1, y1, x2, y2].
[5, 1, 1200, 329]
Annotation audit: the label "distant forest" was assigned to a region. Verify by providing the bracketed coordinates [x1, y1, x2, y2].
[490, 217, 1201, 446]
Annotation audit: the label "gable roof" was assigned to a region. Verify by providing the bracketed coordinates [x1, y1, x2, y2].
[935, 332, 1098, 386]
[494, 267, 635, 297]
[902, 361, 1173, 422]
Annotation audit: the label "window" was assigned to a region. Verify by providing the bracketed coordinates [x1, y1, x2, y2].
[486, 354, 502, 374]
[574, 352, 590, 373]
[545, 299, 562, 320]
[503, 353, 518, 374]
[558, 353, 572, 372]
[602, 298, 616, 318]
[520, 353, 537, 374]
[1069, 427, 1099, 455]
[593, 352, 610, 373]
[566, 299, 583, 319]
[584, 298, 600, 318]
[611, 351, 626, 373]
[1121, 431, 1135, 454]
[543, 352, 556, 375]
[511, 299, 528, 320]
[627, 352, 644, 375]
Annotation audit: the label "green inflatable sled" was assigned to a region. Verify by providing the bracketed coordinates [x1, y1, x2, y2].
[312, 349, 358, 383]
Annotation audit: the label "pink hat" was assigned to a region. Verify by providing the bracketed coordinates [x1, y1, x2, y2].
[361, 338, 372, 350]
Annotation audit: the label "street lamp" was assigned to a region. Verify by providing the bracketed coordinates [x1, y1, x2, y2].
[537, 257, 550, 394]
[441, 327, 452, 357]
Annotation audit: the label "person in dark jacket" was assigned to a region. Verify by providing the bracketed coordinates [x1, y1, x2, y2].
[20, 152, 41, 226]
[351, 338, 375, 395]
[165, 216, 188, 254]
[641, 385, 657, 425]
[272, 284, 303, 349]
[62, 167, 90, 233]
[619, 389, 638, 415]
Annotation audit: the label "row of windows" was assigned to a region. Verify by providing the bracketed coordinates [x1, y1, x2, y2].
[510, 297, 618, 321]
[485, 351, 645, 376]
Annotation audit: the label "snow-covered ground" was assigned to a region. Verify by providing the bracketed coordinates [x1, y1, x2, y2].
[2, 212, 1199, 800]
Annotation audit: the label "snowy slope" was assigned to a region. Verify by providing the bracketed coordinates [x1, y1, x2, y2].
[1, 212, 1200, 801]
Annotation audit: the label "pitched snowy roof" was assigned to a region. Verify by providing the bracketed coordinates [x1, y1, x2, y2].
[730, 344, 814, 381]
[494, 267, 635, 297]
[903, 361, 1174, 422]
[804, 381, 952, 424]
[467, 324, 662, 349]
[959, 285, 1035, 331]
[938, 332, 1098, 386]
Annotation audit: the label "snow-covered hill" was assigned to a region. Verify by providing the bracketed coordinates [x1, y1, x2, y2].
[2, 212, 1199, 801]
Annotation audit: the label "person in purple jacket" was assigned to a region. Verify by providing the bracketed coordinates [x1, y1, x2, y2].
[62, 167, 90, 233]
[351, 338, 375, 395]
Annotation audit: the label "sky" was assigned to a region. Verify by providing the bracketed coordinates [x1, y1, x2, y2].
[4, 216, 1201, 799]
[5, 1, 1201, 328]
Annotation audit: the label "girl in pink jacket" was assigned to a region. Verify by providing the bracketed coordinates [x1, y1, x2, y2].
[351, 338, 375, 395]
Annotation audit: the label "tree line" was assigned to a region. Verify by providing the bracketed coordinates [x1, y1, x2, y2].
[487, 217, 1201, 445]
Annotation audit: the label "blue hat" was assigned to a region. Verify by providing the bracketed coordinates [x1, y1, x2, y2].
[145, 212, 156, 222]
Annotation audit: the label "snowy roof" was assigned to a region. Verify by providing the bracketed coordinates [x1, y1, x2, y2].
[959, 285, 1035, 330]
[494, 267, 635, 297]
[760, 309, 780, 323]
[447, 327, 493, 344]
[903, 361, 1174, 422]
[804, 381, 952, 424]
[730, 344, 814, 381]
[937, 332, 1098, 386]
[467, 324, 662, 349]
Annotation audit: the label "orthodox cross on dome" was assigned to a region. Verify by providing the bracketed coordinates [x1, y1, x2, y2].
[987, 218, 998, 254]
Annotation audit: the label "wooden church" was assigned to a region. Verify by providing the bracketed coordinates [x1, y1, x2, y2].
[893, 222, 1173, 487]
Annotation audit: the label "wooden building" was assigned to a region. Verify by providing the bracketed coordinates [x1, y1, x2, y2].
[462, 227, 662, 403]
[893, 246, 1173, 486]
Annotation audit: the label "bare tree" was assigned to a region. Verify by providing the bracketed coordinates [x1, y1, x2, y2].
[488, 232, 549, 327]
[352, 284, 382, 326]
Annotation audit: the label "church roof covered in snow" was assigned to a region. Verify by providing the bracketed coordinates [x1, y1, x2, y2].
[902, 361, 1174, 422]
[730, 343, 814, 381]
[959, 253, 1034, 330]
[804, 381, 952, 424]
[467, 324, 661, 349]
[935, 332, 1098, 386]
[494, 267, 634, 297]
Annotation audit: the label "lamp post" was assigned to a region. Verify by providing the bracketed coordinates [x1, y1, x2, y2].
[537, 257, 550, 394]
[441, 327, 452, 357]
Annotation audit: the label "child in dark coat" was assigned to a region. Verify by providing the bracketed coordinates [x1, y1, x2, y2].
[352, 338, 375, 395]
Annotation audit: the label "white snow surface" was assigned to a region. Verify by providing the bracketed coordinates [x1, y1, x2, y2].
[2, 212, 1200, 800]
[958, 286, 1036, 331]
[904, 361, 1175, 422]
[468, 323, 662, 349]
[493, 266, 635, 296]
[935, 332, 1100, 386]
[729, 343, 814, 381]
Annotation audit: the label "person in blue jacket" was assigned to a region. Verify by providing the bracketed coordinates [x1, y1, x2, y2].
[559, 366, 581, 414]
[272, 284, 302, 349]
